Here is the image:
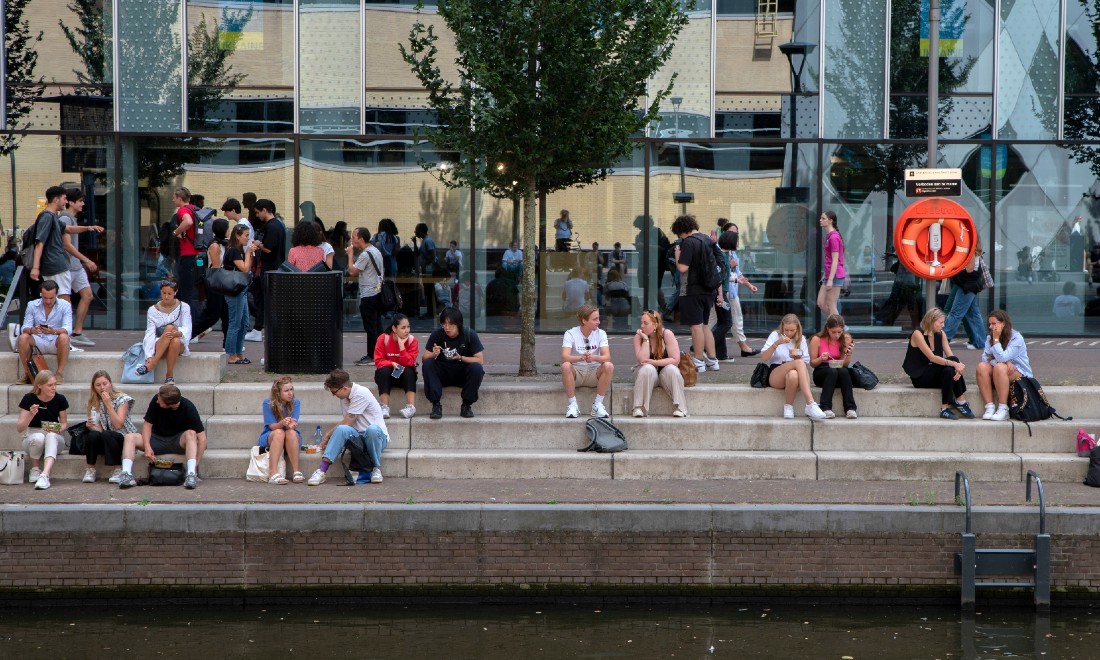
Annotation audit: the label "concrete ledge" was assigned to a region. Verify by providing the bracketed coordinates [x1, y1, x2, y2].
[613, 450, 816, 480]
[6, 383, 215, 417]
[816, 452, 1022, 481]
[410, 416, 588, 450]
[1017, 453, 1088, 484]
[203, 415, 411, 450]
[406, 449, 613, 479]
[1013, 418, 1100, 453]
[812, 418, 1014, 452]
[5, 503, 1100, 535]
[0, 352, 226, 385]
[615, 417, 812, 451]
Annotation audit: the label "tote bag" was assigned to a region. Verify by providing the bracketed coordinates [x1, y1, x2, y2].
[246, 445, 286, 482]
[121, 342, 154, 384]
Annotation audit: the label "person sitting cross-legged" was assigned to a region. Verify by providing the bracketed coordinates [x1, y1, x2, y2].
[561, 304, 614, 418]
[308, 369, 389, 486]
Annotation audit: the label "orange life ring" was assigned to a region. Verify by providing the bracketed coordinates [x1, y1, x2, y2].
[893, 198, 976, 280]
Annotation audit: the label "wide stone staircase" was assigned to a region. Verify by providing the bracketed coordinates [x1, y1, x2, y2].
[0, 352, 1094, 483]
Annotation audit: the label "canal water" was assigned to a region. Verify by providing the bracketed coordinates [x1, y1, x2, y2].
[2, 603, 1097, 658]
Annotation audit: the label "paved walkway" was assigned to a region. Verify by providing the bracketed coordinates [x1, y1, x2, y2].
[7, 329, 1099, 508]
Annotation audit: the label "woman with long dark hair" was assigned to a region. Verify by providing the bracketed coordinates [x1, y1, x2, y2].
[809, 314, 858, 419]
[631, 309, 687, 418]
[817, 210, 846, 317]
[223, 225, 260, 365]
[976, 309, 1031, 421]
[903, 307, 973, 419]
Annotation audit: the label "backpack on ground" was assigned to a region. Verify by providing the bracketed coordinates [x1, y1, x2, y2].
[1009, 376, 1071, 436]
[339, 434, 375, 485]
[579, 417, 628, 453]
[688, 234, 724, 292]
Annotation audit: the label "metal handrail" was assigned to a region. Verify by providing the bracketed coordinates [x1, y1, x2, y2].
[1026, 470, 1047, 535]
[955, 470, 972, 534]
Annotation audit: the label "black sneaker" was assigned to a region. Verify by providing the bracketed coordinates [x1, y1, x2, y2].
[429, 402, 443, 419]
[354, 356, 374, 366]
[460, 404, 475, 418]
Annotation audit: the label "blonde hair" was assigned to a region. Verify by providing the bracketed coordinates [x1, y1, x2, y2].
[32, 370, 56, 397]
[920, 307, 946, 339]
[87, 370, 125, 415]
[269, 376, 296, 420]
[777, 313, 803, 348]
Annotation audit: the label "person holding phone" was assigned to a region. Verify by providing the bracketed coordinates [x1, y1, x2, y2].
[373, 313, 419, 419]
[809, 314, 858, 419]
[16, 279, 73, 384]
[422, 307, 485, 420]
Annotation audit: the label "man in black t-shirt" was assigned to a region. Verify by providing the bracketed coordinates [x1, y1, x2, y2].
[246, 198, 287, 341]
[422, 307, 485, 419]
[117, 384, 207, 489]
[672, 214, 718, 374]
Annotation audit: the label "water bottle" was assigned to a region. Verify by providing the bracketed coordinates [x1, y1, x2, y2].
[308, 425, 323, 454]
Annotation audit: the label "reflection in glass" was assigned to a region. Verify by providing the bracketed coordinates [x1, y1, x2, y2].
[823, 0, 886, 139]
[652, 4, 712, 139]
[997, 0, 1060, 139]
[300, 0, 362, 133]
[117, 0, 183, 132]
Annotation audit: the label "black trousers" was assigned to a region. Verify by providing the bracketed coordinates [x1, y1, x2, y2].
[374, 365, 419, 396]
[908, 356, 966, 405]
[175, 255, 196, 309]
[191, 289, 228, 346]
[84, 429, 124, 466]
[359, 294, 382, 358]
[812, 365, 858, 413]
[710, 303, 733, 359]
[423, 358, 484, 405]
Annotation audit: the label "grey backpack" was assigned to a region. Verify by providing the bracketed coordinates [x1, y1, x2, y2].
[579, 417, 628, 453]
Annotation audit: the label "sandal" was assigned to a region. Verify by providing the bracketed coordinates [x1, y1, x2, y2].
[268, 474, 289, 485]
[135, 364, 150, 376]
[229, 358, 252, 365]
[292, 471, 305, 483]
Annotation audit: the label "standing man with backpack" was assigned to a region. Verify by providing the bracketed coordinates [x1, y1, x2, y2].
[169, 187, 198, 307]
[58, 188, 105, 347]
[672, 214, 720, 373]
[26, 186, 71, 295]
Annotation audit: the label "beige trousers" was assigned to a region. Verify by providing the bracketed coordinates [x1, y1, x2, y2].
[632, 364, 688, 415]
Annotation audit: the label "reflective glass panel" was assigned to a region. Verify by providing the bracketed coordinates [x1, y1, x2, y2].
[823, 0, 886, 139]
[1065, 0, 1100, 140]
[997, 0, 1060, 139]
[300, 0, 362, 134]
[652, 4, 713, 138]
[117, 0, 183, 132]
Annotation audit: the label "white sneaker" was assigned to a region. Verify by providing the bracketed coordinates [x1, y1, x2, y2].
[982, 403, 996, 420]
[965, 343, 980, 350]
[370, 467, 383, 483]
[34, 475, 50, 490]
[705, 358, 720, 371]
[692, 357, 706, 373]
[672, 407, 687, 418]
[82, 468, 96, 483]
[823, 409, 836, 419]
[565, 402, 579, 418]
[108, 468, 123, 484]
[400, 404, 416, 419]
[805, 402, 828, 420]
[70, 333, 95, 346]
[590, 402, 609, 418]
[8, 322, 19, 353]
[28, 467, 42, 482]
[783, 404, 795, 419]
[244, 329, 263, 342]
[380, 404, 390, 419]
[990, 405, 1010, 421]
[632, 407, 645, 418]
[846, 410, 859, 419]
[307, 468, 327, 486]
[69, 346, 84, 353]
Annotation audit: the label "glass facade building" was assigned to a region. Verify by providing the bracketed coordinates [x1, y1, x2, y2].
[2, 0, 1098, 336]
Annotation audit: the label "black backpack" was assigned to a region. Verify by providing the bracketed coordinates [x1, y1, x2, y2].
[579, 418, 628, 453]
[191, 207, 216, 252]
[1009, 376, 1070, 436]
[1083, 446, 1100, 488]
[339, 434, 375, 485]
[19, 211, 54, 267]
[688, 234, 723, 292]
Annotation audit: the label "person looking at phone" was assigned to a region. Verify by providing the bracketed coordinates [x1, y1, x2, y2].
[17, 279, 72, 384]
[422, 307, 485, 420]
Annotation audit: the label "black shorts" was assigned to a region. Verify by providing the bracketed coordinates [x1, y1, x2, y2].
[679, 293, 714, 327]
[149, 432, 186, 455]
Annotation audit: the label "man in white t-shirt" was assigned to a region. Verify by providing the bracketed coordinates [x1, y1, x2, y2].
[560, 304, 614, 418]
[561, 267, 590, 313]
[502, 241, 523, 275]
[308, 368, 389, 486]
[221, 197, 253, 242]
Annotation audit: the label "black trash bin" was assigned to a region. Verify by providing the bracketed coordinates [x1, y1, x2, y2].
[264, 271, 344, 373]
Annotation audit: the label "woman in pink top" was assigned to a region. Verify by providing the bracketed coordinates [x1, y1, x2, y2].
[808, 313, 857, 418]
[286, 221, 326, 271]
[817, 210, 846, 316]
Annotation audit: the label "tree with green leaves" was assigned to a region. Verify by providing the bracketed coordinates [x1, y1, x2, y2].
[402, 0, 689, 375]
[1064, 0, 1100, 183]
[2, 0, 46, 157]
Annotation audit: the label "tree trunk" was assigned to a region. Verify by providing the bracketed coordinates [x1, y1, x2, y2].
[519, 181, 538, 375]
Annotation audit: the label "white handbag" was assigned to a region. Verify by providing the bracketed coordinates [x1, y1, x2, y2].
[0, 450, 27, 485]
[245, 445, 285, 483]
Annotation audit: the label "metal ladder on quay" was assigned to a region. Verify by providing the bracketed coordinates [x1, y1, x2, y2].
[954, 470, 1051, 610]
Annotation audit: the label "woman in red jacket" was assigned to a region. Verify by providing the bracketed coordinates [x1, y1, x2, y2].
[373, 313, 419, 418]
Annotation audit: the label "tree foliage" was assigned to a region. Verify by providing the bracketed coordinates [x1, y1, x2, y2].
[402, 0, 689, 374]
[1064, 0, 1100, 181]
[2, 0, 46, 156]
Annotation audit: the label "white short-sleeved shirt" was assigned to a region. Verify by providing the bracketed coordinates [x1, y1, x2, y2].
[354, 245, 384, 299]
[562, 326, 608, 357]
[761, 331, 810, 366]
[343, 383, 388, 437]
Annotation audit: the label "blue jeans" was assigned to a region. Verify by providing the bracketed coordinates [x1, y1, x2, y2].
[225, 291, 249, 355]
[323, 424, 388, 468]
[943, 289, 983, 344]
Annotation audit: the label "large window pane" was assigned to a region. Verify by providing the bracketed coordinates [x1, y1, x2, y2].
[300, 0, 362, 133]
[118, 0, 183, 132]
[652, 4, 713, 138]
[823, 0, 886, 139]
[1065, 0, 1100, 140]
[997, 0, 1060, 139]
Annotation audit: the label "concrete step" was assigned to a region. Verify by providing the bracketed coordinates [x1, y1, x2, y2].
[1018, 453, 1089, 484]
[7, 383, 216, 417]
[405, 449, 613, 479]
[1011, 418, 1100, 453]
[816, 451, 1021, 481]
[611, 450, 816, 480]
[614, 417, 813, 451]
[812, 417, 1015, 452]
[203, 415, 411, 450]
[1, 352, 225, 387]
